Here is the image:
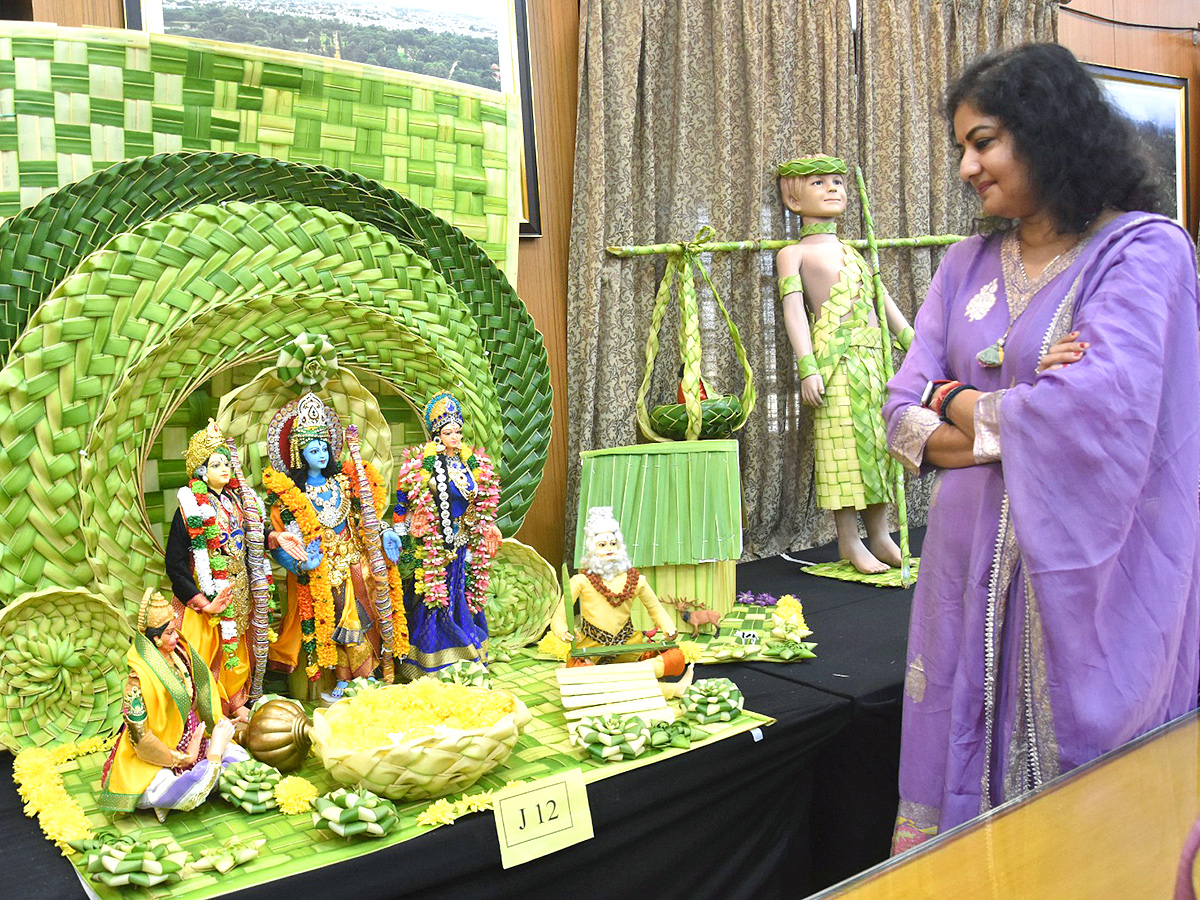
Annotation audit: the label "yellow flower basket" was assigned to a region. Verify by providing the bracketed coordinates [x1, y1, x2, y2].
[309, 683, 532, 801]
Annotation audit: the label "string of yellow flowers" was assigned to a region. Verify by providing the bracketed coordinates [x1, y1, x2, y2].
[263, 467, 337, 675]
[13, 735, 115, 850]
[415, 780, 530, 827]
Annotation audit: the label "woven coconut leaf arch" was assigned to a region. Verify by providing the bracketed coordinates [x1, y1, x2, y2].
[0, 201, 504, 610]
[0, 152, 552, 533]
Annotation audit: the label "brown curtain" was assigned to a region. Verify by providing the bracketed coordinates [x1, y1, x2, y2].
[566, 0, 1056, 560]
[857, 0, 1058, 525]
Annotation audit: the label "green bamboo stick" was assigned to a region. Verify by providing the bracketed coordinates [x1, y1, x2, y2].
[607, 234, 966, 257]
[855, 166, 913, 586]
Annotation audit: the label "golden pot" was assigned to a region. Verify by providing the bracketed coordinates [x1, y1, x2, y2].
[244, 699, 313, 772]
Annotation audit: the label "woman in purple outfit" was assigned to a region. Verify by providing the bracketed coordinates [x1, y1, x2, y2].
[884, 43, 1200, 852]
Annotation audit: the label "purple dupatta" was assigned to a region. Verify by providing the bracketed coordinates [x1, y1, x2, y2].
[884, 212, 1200, 851]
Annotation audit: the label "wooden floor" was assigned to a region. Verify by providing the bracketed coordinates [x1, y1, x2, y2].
[816, 710, 1200, 899]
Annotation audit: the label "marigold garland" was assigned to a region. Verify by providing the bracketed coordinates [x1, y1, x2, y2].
[13, 735, 115, 851]
[394, 444, 500, 613]
[263, 467, 336, 676]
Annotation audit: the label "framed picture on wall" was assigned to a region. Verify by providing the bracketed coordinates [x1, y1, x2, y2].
[124, 0, 542, 236]
[1086, 63, 1189, 228]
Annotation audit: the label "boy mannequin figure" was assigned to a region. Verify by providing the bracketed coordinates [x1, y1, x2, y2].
[775, 155, 914, 574]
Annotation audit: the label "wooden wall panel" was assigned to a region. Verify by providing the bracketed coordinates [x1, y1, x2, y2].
[30, 0, 577, 566]
[1060, 0, 1200, 237]
[31, 0, 122, 27]
[510, 0, 577, 567]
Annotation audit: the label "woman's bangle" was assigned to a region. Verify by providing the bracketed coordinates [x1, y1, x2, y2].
[798, 354, 820, 380]
[939, 384, 977, 423]
[896, 326, 915, 351]
[922, 379, 957, 412]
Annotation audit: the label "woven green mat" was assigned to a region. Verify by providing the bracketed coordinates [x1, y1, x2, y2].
[800, 558, 920, 587]
[693, 604, 817, 664]
[0, 23, 520, 270]
[38, 654, 769, 899]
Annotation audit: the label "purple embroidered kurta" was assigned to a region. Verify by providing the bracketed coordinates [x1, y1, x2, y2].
[884, 212, 1200, 851]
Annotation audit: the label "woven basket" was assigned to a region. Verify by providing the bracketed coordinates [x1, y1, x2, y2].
[310, 684, 532, 801]
[0, 589, 131, 752]
[484, 538, 561, 651]
[649, 395, 745, 440]
[0, 151, 550, 535]
[635, 231, 755, 442]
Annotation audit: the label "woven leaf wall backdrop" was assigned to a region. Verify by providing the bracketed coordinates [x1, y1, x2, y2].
[0, 24, 520, 271]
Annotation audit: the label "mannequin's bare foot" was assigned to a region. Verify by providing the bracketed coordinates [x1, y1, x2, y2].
[868, 533, 902, 567]
[861, 504, 901, 568]
[834, 507, 889, 574]
[839, 536, 890, 574]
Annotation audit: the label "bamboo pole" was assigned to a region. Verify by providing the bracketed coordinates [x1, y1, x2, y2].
[607, 234, 966, 257]
[855, 166, 913, 586]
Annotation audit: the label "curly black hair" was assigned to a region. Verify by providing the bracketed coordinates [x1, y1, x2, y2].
[287, 441, 341, 490]
[945, 43, 1160, 233]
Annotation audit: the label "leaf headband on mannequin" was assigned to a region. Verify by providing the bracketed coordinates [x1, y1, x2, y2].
[777, 155, 847, 177]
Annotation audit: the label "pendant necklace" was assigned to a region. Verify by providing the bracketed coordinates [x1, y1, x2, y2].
[977, 228, 1087, 368]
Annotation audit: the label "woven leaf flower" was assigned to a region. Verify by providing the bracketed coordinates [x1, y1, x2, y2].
[193, 838, 266, 874]
[434, 660, 491, 690]
[0, 590, 131, 752]
[218, 759, 282, 814]
[648, 720, 706, 750]
[682, 678, 745, 725]
[770, 611, 813, 642]
[275, 332, 339, 388]
[79, 839, 187, 888]
[574, 714, 651, 762]
[704, 643, 761, 662]
[312, 788, 400, 838]
[761, 640, 818, 661]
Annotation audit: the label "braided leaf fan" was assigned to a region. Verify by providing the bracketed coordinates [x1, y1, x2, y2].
[0, 589, 131, 751]
[0, 152, 551, 534]
[483, 538, 561, 651]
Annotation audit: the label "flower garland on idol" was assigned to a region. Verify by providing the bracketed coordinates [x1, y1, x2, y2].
[341, 458, 408, 654]
[179, 421, 274, 671]
[395, 436, 500, 614]
[262, 467, 335, 679]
